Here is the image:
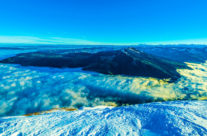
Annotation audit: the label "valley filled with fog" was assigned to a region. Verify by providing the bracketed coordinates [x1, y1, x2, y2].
[0, 45, 207, 116]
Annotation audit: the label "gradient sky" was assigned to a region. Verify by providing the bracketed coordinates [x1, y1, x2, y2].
[0, 0, 207, 45]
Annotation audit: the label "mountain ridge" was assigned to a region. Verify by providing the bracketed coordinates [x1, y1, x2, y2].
[0, 47, 189, 82]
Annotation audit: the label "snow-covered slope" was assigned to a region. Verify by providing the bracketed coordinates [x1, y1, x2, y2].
[1, 100, 207, 136]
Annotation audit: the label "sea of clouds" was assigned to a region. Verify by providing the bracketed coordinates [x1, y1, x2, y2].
[0, 49, 207, 116]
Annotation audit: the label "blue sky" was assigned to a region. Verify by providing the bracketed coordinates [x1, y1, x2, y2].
[0, 0, 207, 45]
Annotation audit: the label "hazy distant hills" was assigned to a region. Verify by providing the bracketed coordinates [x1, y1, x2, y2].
[0, 47, 189, 82]
[137, 46, 207, 63]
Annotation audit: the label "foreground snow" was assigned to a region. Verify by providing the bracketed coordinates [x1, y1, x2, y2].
[1, 100, 207, 136]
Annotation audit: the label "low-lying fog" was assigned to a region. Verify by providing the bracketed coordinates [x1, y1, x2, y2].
[0, 46, 207, 116]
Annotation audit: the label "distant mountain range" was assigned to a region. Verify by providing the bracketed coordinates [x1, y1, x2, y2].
[137, 46, 207, 63]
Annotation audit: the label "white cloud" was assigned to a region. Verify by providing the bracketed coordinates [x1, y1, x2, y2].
[0, 36, 102, 45]
[0, 35, 207, 45]
[142, 38, 207, 45]
[0, 36, 45, 44]
[47, 37, 102, 45]
[0, 35, 137, 45]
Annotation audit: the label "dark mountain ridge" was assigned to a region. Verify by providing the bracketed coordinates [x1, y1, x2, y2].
[0, 47, 189, 82]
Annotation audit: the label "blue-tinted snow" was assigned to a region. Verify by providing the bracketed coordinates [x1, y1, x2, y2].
[0, 100, 207, 136]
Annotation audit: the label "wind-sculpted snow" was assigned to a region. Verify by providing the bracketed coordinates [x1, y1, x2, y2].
[1, 101, 207, 136]
[0, 61, 207, 116]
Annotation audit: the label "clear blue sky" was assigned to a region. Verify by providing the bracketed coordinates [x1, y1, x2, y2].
[0, 0, 207, 45]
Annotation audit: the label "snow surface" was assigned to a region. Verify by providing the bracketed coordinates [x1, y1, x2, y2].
[1, 100, 207, 136]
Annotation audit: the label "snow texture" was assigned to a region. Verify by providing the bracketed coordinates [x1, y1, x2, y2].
[0, 100, 207, 136]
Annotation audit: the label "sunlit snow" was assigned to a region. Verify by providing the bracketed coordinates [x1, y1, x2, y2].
[0, 100, 207, 136]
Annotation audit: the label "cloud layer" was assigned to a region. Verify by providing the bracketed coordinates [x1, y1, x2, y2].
[0, 60, 207, 116]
